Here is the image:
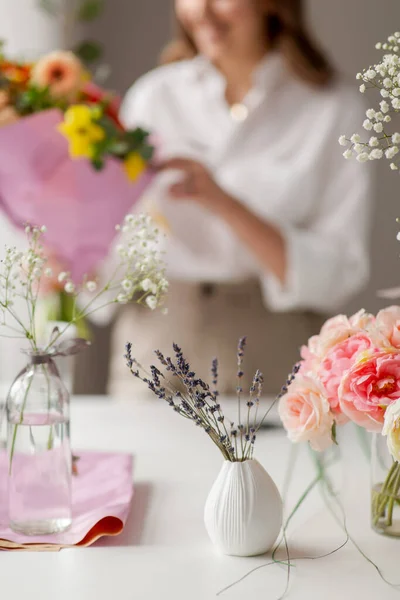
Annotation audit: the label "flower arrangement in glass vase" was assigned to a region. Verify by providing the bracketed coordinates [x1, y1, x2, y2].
[125, 337, 299, 556]
[278, 307, 400, 537]
[0, 215, 167, 536]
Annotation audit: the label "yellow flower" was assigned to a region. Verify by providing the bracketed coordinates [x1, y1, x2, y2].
[123, 152, 147, 182]
[58, 105, 105, 159]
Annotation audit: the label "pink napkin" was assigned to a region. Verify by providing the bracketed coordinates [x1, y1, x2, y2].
[0, 109, 155, 282]
[0, 451, 134, 550]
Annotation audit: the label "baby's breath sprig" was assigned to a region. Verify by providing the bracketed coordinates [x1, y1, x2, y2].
[125, 339, 300, 462]
[339, 31, 400, 172]
[0, 214, 167, 350]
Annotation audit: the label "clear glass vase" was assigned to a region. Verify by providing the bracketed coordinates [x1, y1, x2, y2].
[6, 351, 72, 536]
[371, 433, 400, 537]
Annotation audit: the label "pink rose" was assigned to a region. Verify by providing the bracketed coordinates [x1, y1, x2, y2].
[339, 351, 400, 432]
[304, 310, 374, 362]
[298, 310, 375, 378]
[319, 333, 375, 422]
[374, 306, 400, 349]
[279, 375, 334, 451]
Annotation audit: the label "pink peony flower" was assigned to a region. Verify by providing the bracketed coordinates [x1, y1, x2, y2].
[374, 306, 400, 349]
[31, 51, 83, 99]
[339, 351, 400, 432]
[278, 375, 334, 451]
[318, 333, 376, 422]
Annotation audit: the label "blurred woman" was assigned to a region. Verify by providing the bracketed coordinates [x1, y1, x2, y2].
[109, 0, 372, 395]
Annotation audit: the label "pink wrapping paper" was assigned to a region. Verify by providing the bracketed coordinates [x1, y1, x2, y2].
[0, 109, 155, 282]
[0, 451, 134, 550]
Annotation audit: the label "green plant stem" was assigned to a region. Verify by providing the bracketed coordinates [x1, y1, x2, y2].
[372, 461, 400, 527]
[8, 375, 34, 474]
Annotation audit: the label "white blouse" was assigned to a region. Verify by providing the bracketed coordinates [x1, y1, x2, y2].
[120, 53, 373, 313]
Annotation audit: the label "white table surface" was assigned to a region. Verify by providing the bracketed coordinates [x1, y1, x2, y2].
[1, 395, 400, 600]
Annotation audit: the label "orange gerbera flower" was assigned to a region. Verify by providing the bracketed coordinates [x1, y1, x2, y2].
[30, 51, 83, 99]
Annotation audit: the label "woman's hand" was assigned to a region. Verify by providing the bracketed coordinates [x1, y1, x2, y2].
[159, 157, 232, 214]
[159, 157, 287, 284]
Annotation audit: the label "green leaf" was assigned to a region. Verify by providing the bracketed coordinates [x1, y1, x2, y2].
[331, 421, 338, 446]
[77, 0, 104, 21]
[139, 145, 154, 161]
[91, 156, 104, 171]
[108, 141, 129, 156]
[126, 127, 149, 145]
[74, 40, 103, 64]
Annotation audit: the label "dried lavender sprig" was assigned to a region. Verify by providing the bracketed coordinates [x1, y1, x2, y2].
[243, 369, 263, 461]
[211, 357, 219, 396]
[166, 346, 232, 445]
[236, 336, 247, 457]
[129, 353, 231, 457]
[255, 363, 301, 432]
[152, 345, 233, 459]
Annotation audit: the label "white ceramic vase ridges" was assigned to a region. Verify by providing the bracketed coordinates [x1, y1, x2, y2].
[204, 459, 282, 556]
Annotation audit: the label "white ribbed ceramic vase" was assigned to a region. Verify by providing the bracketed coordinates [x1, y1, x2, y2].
[204, 459, 282, 556]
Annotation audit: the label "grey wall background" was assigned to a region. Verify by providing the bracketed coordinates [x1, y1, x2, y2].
[86, 0, 400, 316]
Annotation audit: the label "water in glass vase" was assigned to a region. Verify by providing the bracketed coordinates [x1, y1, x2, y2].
[7, 412, 72, 535]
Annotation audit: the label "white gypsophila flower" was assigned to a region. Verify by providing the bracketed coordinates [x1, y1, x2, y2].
[145, 295, 158, 310]
[338, 135, 347, 146]
[58, 271, 68, 283]
[374, 122, 384, 133]
[359, 84, 366, 93]
[384, 115, 392, 122]
[343, 149, 353, 159]
[32, 267, 42, 279]
[375, 111, 384, 121]
[380, 100, 390, 113]
[376, 42, 383, 50]
[393, 88, 400, 97]
[40, 225, 47, 233]
[393, 133, 400, 144]
[86, 281, 97, 293]
[392, 163, 399, 170]
[117, 293, 129, 304]
[363, 119, 373, 131]
[366, 108, 376, 119]
[386, 147, 399, 159]
[64, 281, 75, 294]
[350, 133, 361, 143]
[381, 89, 390, 98]
[393, 98, 400, 110]
[357, 152, 370, 162]
[369, 137, 379, 147]
[44, 268, 53, 278]
[354, 143, 365, 154]
[370, 148, 383, 160]
[141, 278, 153, 292]
[366, 69, 377, 79]
[121, 279, 133, 292]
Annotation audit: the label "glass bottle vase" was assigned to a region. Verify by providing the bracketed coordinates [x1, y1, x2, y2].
[6, 351, 72, 536]
[371, 433, 400, 537]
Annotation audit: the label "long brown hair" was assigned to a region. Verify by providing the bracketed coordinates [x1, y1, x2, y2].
[160, 0, 334, 87]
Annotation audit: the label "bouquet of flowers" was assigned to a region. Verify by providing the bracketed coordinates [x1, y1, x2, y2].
[0, 46, 156, 286]
[0, 45, 153, 176]
[278, 307, 400, 532]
